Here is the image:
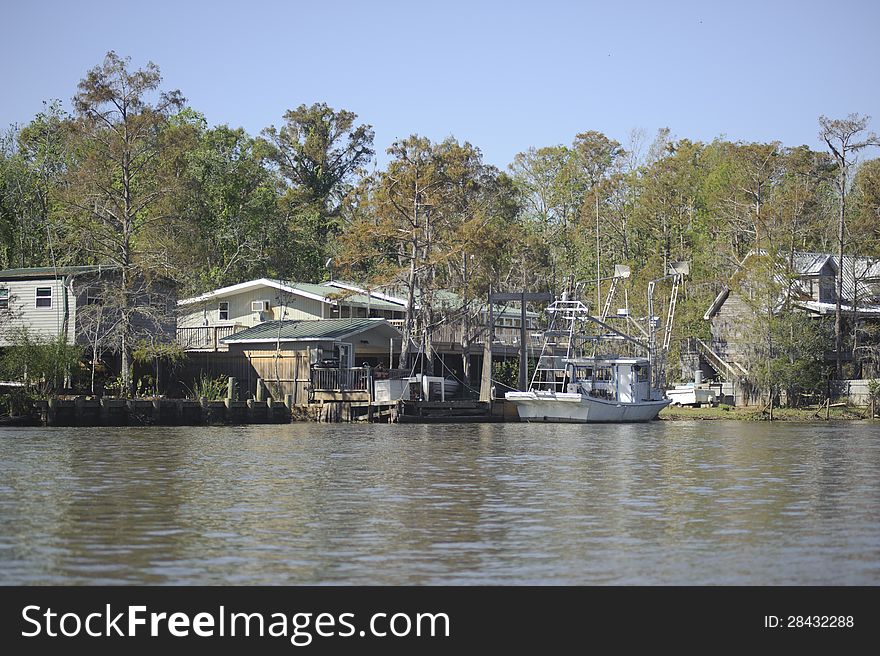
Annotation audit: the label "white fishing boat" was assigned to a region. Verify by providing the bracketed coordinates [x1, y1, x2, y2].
[505, 263, 688, 423]
[506, 356, 670, 422]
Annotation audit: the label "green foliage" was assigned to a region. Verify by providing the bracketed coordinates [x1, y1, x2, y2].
[867, 379, 880, 403]
[492, 360, 520, 392]
[492, 359, 537, 392]
[186, 374, 228, 401]
[0, 328, 83, 396]
[132, 341, 185, 366]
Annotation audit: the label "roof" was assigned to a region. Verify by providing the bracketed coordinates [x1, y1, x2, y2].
[335, 282, 541, 318]
[0, 265, 118, 280]
[221, 318, 402, 343]
[796, 300, 880, 316]
[707, 250, 880, 319]
[703, 288, 730, 320]
[178, 278, 404, 311]
[322, 280, 408, 307]
[791, 252, 833, 276]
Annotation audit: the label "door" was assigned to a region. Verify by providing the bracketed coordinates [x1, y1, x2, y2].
[617, 365, 634, 403]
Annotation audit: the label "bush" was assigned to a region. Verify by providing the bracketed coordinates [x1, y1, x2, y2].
[0, 328, 83, 396]
[186, 374, 228, 400]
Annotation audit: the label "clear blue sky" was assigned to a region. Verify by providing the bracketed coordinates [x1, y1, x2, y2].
[3, 0, 878, 168]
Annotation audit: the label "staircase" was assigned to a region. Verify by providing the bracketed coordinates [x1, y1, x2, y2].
[693, 338, 747, 381]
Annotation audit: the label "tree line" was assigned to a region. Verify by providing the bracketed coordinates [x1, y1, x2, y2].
[1, 52, 879, 399]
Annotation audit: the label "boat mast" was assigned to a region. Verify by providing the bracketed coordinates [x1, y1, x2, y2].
[595, 194, 600, 313]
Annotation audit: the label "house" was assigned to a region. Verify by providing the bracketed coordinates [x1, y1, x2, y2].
[177, 276, 541, 384]
[176, 278, 406, 351]
[0, 265, 177, 348]
[322, 280, 542, 382]
[686, 251, 880, 399]
[177, 318, 402, 404]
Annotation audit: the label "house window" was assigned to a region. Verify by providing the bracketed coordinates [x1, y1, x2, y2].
[35, 287, 52, 308]
[0, 287, 8, 310]
[219, 301, 229, 321]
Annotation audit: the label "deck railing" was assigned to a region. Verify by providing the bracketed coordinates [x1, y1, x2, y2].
[310, 367, 370, 391]
[387, 319, 540, 347]
[176, 325, 245, 351]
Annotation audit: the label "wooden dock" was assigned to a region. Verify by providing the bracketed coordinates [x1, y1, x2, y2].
[32, 398, 291, 427]
[396, 399, 501, 423]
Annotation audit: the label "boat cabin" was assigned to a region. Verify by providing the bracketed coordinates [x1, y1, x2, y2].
[562, 358, 653, 403]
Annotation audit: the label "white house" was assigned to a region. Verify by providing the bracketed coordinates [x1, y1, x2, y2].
[176, 278, 406, 350]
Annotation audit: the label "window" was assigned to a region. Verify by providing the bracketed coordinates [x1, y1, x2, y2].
[35, 287, 52, 308]
[0, 287, 8, 310]
[86, 295, 103, 305]
[219, 301, 229, 321]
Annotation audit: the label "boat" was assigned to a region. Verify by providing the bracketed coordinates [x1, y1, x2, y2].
[505, 264, 688, 423]
[665, 383, 716, 407]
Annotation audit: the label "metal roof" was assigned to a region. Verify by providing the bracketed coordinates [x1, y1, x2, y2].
[221, 318, 401, 343]
[707, 250, 880, 319]
[178, 278, 404, 311]
[296, 282, 404, 311]
[790, 252, 832, 276]
[0, 265, 118, 280]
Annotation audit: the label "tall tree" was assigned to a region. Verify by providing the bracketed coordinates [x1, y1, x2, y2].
[63, 51, 185, 392]
[262, 103, 374, 280]
[819, 113, 879, 374]
[179, 119, 281, 289]
[0, 102, 72, 269]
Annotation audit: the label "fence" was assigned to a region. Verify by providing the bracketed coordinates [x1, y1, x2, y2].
[310, 367, 370, 391]
[387, 319, 540, 347]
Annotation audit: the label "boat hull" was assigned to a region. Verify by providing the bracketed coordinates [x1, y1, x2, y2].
[505, 391, 671, 423]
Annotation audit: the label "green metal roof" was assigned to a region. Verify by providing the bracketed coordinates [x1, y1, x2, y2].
[289, 281, 404, 312]
[0, 265, 118, 280]
[222, 318, 399, 343]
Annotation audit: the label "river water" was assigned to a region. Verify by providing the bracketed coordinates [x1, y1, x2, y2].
[1, 421, 878, 585]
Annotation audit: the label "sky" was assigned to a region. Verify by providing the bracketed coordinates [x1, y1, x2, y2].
[2, 0, 878, 169]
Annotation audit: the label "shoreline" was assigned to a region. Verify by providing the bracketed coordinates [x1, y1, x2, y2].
[660, 405, 874, 421]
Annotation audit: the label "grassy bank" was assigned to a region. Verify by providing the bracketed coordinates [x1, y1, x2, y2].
[660, 404, 874, 421]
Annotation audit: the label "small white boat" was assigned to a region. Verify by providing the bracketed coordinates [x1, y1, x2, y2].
[666, 383, 716, 407]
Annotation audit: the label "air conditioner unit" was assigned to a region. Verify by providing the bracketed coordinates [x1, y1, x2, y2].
[251, 300, 270, 313]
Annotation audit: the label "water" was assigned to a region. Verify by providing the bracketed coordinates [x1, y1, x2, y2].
[1, 421, 879, 585]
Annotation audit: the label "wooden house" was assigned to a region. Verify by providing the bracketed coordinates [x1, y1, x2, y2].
[686, 251, 880, 401]
[181, 318, 402, 405]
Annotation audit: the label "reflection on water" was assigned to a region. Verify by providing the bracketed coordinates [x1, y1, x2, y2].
[1, 421, 879, 584]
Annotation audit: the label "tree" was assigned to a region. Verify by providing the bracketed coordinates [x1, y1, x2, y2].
[0, 102, 72, 269]
[337, 136, 521, 374]
[261, 103, 374, 280]
[819, 113, 879, 375]
[0, 327, 83, 397]
[62, 51, 185, 393]
[179, 120, 282, 289]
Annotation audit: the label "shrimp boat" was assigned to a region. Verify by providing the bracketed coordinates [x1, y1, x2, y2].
[505, 263, 688, 423]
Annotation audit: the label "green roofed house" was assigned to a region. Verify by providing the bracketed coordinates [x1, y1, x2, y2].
[216, 318, 403, 404]
[176, 278, 406, 351]
[176, 276, 544, 401]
